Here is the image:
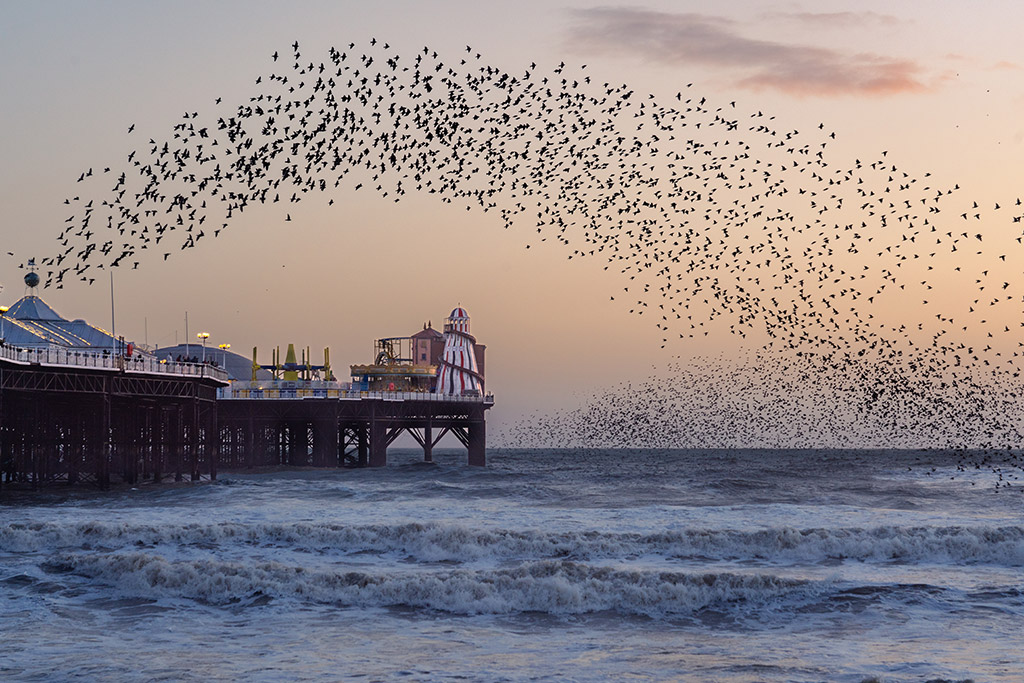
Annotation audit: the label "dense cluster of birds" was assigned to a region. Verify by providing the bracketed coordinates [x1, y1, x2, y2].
[502, 351, 1022, 489]
[27, 39, 1024, 486]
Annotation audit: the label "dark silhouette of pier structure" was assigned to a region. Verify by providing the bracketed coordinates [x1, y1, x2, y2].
[0, 349, 493, 490]
[218, 393, 491, 469]
[0, 347, 225, 490]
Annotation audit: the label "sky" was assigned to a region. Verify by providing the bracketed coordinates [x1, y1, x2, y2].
[3, 1, 1024, 444]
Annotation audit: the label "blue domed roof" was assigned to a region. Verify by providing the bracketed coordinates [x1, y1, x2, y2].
[1, 295, 120, 349]
[6, 295, 65, 321]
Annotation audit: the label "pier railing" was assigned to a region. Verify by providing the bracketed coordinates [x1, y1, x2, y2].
[0, 342, 229, 382]
[218, 380, 493, 403]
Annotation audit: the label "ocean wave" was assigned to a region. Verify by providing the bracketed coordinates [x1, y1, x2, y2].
[42, 553, 821, 616]
[5, 521, 1022, 566]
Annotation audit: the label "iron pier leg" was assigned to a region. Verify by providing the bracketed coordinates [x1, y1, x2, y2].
[312, 419, 336, 468]
[174, 404, 184, 482]
[357, 426, 368, 468]
[99, 389, 111, 489]
[467, 418, 486, 467]
[67, 413, 80, 486]
[191, 391, 200, 482]
[423, 424, 433, 463]
[245, 417, 254, 469]
[125, 404, 138, 485]
[30, 398, 40, 489]
[154, 408, 165, 484]
[369, 418, 386, 467]
[287, 422, 305, 467]
[209, 407, 218, 481]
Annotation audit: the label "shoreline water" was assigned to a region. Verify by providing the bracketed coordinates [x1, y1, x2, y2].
[2, 448, 1020, 682]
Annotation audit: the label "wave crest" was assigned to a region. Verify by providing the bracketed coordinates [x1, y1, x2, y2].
[5, 521, 1023, 566]
[44, 552, 817, 616]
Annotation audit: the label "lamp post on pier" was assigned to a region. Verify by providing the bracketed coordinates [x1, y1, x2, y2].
[218, 343, 230, 372]
[0, 305, 8, 342]
[197, 332, 209, 364]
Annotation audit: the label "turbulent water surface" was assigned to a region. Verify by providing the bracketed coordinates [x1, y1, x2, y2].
[1, 448, 1021, 682]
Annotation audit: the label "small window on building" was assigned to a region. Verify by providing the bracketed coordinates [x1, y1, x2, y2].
[421, 353, 427, 361]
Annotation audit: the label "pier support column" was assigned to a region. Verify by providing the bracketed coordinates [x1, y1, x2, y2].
[154, 408, 167, 483]
[312, 419, 336, 468]
[139, 407, 151, 483]
[467, 419, 485, 467]
[191, 393, 201, 482]
[357, 425, 368, 467]
[174, 404, 184, 482]
[286, 422, 306, 467]
[423, 424, 433, 463]
[30, 398, 41, 489]
[67, 413, 80, 486]
[245, 417, 255, 469]
[99, 390, 111, 489]
[369, 418, 387, 467]
[124, 404, 138, 485]
[208, 408, 218, 481]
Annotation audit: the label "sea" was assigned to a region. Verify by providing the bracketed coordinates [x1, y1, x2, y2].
[1, 448, 1021, 682]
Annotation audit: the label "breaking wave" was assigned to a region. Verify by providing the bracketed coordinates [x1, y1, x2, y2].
[5, 521, 1023, 566]
[43, 553, 824, 616]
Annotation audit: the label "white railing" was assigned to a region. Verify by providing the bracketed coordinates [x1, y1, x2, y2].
[218, 382, 494, 403]
[124, 356, 229, 382]
[360, 391, 495, 404]
[219, 379, 349, 399]
[0, 343, 229, 382]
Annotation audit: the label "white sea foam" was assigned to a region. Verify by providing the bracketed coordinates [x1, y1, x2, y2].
[5, 521, 1022, 565]
[43, 553, 822, 616]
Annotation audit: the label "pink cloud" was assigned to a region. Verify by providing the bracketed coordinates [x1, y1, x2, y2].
[762, 11, 902, 29]
[566, 8, 929, 97]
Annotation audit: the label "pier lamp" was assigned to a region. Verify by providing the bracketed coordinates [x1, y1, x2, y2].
[197, 332, 210, 363]
[0, 305, 7, 341]
[218, 343, 230, 371]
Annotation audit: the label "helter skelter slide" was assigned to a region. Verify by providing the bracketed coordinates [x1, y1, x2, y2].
[435, 306, 484, 396]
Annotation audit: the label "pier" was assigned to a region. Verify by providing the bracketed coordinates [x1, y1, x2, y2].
[218, 386, 493, 469]
[0, 351, 493, 489]
[0, 345, 226, 489]
[0, 294, 494, 490]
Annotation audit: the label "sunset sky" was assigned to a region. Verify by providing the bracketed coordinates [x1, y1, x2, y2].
[3, 1, 1024, 441]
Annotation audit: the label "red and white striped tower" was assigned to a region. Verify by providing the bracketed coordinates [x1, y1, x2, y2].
[435, 306, 483, 395]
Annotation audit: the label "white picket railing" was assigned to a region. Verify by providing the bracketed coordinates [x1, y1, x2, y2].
[218, 381, 493, 403]
[0, 343, 229, 382]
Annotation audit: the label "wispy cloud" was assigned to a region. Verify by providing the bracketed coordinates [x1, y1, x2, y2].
[761, 11, 902, 29]
[565, 8, 929, 97]
[990, 60, 1022, 71]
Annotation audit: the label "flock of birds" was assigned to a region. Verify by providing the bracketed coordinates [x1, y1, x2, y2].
[503, 351, 1022, 489]
[27, 39, 1024, 486]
